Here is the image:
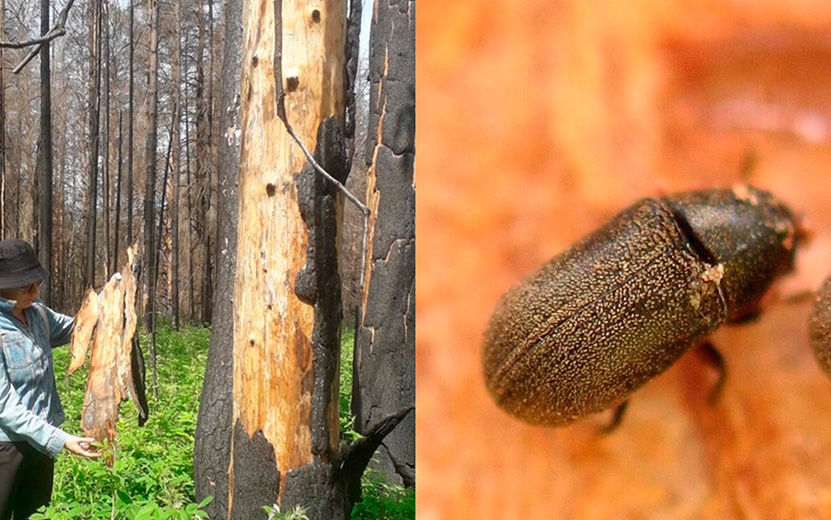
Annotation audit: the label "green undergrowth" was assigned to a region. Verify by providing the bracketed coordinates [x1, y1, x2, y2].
[29, 323, 413, 519]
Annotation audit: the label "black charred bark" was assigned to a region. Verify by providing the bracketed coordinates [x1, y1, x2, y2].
[192, 0, 242, 515]
[282, 116, 411, 520]
[294, 117, 348, 457]
[229, 422, 280, 520]
[353, 0, 416, 488]
[38, 0, 52, 306]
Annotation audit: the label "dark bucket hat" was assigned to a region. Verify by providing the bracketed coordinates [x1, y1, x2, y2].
[0, 239, 48, 289]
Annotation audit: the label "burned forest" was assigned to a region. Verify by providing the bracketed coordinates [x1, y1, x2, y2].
[0, 0, 414, 518]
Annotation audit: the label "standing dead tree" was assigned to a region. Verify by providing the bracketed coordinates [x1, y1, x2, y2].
[194, 0, 411, 517]
[192, 0, 242, 512]
[0, 0, 5, 240]
[38, 0, 53, 306]
[353, 0, 416, 487]
[143, 0, 160, 331]
[85, 0, 102, 290]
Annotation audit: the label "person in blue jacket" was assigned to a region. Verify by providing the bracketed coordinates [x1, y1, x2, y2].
[0, 239, 101, 520]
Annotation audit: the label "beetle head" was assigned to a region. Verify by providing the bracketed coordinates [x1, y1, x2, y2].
[664, 185, 797, 322]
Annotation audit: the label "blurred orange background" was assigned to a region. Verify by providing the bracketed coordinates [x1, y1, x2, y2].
[417, 1, 831, 519]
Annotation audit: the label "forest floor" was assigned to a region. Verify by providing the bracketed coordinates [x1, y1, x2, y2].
[29, 324, 413, 519]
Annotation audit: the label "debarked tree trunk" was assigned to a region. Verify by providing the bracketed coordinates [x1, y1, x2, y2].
[194, 1, 412, 517]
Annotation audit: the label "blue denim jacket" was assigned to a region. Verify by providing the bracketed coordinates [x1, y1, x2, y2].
[0, 296, 74, 457]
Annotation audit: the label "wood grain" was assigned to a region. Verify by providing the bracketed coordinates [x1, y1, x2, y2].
[67, 287, 99, 375]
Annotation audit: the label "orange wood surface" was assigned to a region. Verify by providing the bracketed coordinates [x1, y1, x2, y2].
[417, 2, 831, 518]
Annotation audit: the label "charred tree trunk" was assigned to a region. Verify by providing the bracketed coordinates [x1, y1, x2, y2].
[39, 0, 53, 305]
[193, 0, 242, 512]
[143, 0, 159, 331]
[171, 0, 182, 329]
[57, 79, 67, 308]
[14, 123, 19, 238]
[200, 207, 211, 325]
[127, 0, 134, 246]
[193, 0, 411, 517]
[352, 0, 416, 487]
[0, 0, 5, 240]
[33, 141, 40, 250]
[114, 111, 123, 275]
[85, 0, 102, 289]
[185, 84, 195, 322]
[203, 0, 216, 326]
[103, 3, 111, 277]
[149, 108, 175, 400]
[195, 0, 212, 325]
[155, 106, 176, 299]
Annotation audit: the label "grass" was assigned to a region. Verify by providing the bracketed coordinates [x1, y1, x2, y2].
[29, 323, 413, 519]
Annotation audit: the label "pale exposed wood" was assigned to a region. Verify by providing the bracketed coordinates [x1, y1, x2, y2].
[231, 0, 345, 500]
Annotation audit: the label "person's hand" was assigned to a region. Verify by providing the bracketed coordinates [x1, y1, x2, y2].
[64, 435, 103, 459]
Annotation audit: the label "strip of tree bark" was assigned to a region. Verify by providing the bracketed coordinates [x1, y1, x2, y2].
[67, 245, 148, 466]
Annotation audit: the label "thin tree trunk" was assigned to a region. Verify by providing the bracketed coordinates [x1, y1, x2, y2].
[103, 2, 111, 277]
[127, 0, 134, 247]
[200, 206, 211, 324]
[155, 107, 176, 298]
[185, 86, 195, 322]
[39, 0, 53, 305]
[15, 115, 21, 238]
[143, 0, 159, 332]
[171, 0, 182, 329]
[0, 0, 5, 241]
[33, 142, 40, 250]
[58, 90, 67, 309]
[114, 111, 123, 276]
[203, 0, 215, 325]
[150, 106, 175, 400]
[195, 0, 207, 324]
[85, 0, 102, 289]
[14, 124, 19, 238]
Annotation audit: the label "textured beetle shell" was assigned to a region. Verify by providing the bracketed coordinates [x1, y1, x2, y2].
[484, 185, 798, 427]
[664, 187, 797, 321]
[483, 199, 729, 425]
[809, 275, 831, 378]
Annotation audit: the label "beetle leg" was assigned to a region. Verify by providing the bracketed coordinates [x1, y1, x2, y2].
[697, 341, 727, 403]
[599, 400, 629, 434]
